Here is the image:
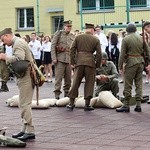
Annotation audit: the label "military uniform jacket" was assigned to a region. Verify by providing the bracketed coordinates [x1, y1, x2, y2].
[119, 33, 147, 70]
[70, 32, 102, 68]
[96, 61, 118, 85]
[5, 36, 33, 65]
[51, 30, 75, 63]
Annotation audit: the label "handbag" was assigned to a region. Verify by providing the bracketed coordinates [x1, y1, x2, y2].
[8, 60, 30, 78]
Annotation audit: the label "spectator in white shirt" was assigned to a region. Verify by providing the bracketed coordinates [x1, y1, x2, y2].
[29, 33, 41, 67]
[95, 25, 108, 52]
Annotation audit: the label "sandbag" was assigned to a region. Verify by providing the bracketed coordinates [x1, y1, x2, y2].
[92, 97, 106, 108]
[6, 95, 19, 107]
[6, 96, 57, 108]
[99, 91, 123, 108]
[75, 96, 97, 108]
[32, 98, 57, 109]
[0, 135, 26, 147]
[56, 97, 70, 106]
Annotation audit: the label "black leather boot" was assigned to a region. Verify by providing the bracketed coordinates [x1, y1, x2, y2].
[66, 98, 75, 111]
[84, 98, 94, 111]
[116, 105, 130, 112]
[134, 106, 142, 112]
[84, 105, 94, 111]
[0, 81, 9, 92]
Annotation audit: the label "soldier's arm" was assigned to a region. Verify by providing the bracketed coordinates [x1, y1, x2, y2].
[106, 62, 119, 81]
[70, 37, 77, 66]
[51, 31, 61, 63]
[118, 39, 127, 70]
[95, 39, 102, 68]
[5, 40, 26, 64]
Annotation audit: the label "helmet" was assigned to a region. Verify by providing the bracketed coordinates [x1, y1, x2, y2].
[126, 23, 137, 33]
[102, 52, 108, 59]
[9, 60, 29, 78]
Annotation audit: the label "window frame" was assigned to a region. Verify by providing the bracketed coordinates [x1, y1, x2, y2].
[17, 7, 34, 31]
[78, 0, 114, 13]
[130, 0, 150, 9]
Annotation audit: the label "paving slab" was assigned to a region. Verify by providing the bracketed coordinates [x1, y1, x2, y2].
[0, 76, 150, 150]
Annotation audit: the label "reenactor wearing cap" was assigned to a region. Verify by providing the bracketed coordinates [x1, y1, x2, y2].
[143, 21, 150, 85]
[0, 28, 35, 141]
[94, 52, 119, 98]
[0, 40, 9, 92]
[66, 23, 102, 111]
[116, 23, 150, 113]
[51, 20, 75, 99]
[143, 21, 150, 47]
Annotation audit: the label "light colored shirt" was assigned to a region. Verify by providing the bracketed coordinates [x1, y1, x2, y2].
[41, 41, 51, 52]
[95, 32, 108, 52]
[5, 45, 13, 56]
[29, 40, 41, 59]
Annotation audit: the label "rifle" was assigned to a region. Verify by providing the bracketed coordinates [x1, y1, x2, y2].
[142, 19, 149, 69]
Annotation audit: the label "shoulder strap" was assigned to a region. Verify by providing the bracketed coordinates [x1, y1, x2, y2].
[56, 30, 62, 44]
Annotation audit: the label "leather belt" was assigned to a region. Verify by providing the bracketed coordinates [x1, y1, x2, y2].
[78, 51, 93, 54]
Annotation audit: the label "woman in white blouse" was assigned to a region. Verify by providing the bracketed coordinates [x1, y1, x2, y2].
[41, 35, 53, 82]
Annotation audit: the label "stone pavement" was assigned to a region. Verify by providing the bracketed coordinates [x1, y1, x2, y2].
[1, 76, 150, 150]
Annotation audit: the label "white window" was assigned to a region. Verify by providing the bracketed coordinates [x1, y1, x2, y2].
[17, 8, 34, 30]
[130, 0, 150, 8]
[79, 0, 114, 11]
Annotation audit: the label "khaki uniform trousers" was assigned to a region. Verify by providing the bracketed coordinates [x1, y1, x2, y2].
[17, 68, 34, 133]
[123, 63, 144, 103]
[0, 60, 9, 82]
[54, 61, 72, 97]
[69, 65, 95, 100]
[94, 78, 119, 97]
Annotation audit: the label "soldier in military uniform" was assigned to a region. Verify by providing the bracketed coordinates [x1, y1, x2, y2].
[51, 20, 75, 99]
[0, 28, 35, 141]
[0, 40, 9, 92]
[66, 23, 102, 111]
[116, 23, 149, 113]
[94, 52, 119, 97]
[143, 21, 150, 47]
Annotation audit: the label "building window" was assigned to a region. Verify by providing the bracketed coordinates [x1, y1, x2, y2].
[52, 16, 64, 33]
[130, 0, 149, 8]
[80, 0, 114, 11]
[17, 8, 34, 30]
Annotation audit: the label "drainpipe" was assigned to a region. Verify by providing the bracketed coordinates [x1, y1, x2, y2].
[80, 0, 83, 30]
[36, 0, 40, 35]
[126, 0, 130, 23]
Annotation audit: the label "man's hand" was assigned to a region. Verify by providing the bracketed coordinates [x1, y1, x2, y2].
[71, 65, 75, 69]
[53, 59, 57, 64]
[0, 53, 6, 60]
[96, 74, 108, 82]
[119, 69, 123, 74]
[146, 65, 150, 72]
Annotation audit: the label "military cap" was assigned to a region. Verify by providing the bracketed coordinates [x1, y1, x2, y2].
[63, 20, 72, 25]
[0, 28, 12, 37]
[126, 23, 137, 33]
[85, 23, 95, 29]
[143, 21, 150, 28]
[102, 52, 108, 59]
